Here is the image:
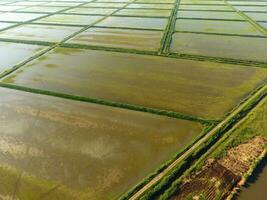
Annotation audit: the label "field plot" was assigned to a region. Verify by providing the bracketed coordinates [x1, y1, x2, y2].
[0, 42, 46, 75]
[0, 22, 15, 30]
[67, 28, 163, 51]
[0, 87, 202, 199]
[171, 0, 267, 63]
[0, 24, 81, 43]
[4, 47, 267, 119]
[0, 0, 267, 199]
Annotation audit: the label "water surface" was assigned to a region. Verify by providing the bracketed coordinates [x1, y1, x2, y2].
[237, 157, 267, 200]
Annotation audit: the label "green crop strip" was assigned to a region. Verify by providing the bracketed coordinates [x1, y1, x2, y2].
[159, 96, 267, 200]
[0, 82, 215, 125]
[158, 0, 180, 54]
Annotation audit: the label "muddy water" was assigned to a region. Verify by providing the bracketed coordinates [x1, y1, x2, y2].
[171, 32, 267, 63]
[127, 3, 173, 9]
[175, 19, 263, 36]
[0, 87, 202, 199]
[0, 42, 46, 75]
[0, 12, 46, 22]
[115, 8, 171, 17]
[65, 7, 117, 15]
[36, 14, 104, 26]
[18, 6, 68, 13]
[83, 2, 127, 8]
[3, 47, 267, 119]
[0, 22, 15, 30]
[179, 5, 233, 11]
[177, 10, 243, 20]
[245, 12, 267, 21]
[0, 24, 81, 42]
[97, 16, 168, 30]
[237, 156, 267, 200]
[67, 27, 163, 51]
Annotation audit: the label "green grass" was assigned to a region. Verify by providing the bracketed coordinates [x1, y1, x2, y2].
[157, 93, 267, 200]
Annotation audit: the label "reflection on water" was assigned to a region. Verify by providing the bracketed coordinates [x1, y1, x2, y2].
[3, 47, 267, 119]
[0, 87, 202, 199]
[236, 156, 267, 200]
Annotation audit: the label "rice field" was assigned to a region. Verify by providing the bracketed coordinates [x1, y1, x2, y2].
[0, 0, 266, 199]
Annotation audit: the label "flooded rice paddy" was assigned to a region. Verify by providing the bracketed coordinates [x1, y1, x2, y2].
[0, 87, 202, 199]
[0, 24, 81, 42]
[0, 42, 46, 74]
[4, 47, 267, 119]
[67, 28, 163, 50]
[0, 0, 266, 199]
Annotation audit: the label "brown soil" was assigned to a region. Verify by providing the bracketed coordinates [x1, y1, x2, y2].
[171, 136, 267, 200]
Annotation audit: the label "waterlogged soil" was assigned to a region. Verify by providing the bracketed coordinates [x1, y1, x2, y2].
[127, 3, 174, 9]
[0, 5, 25, 12]
[245, 12, 267, 21]
[43, 2, 83, 7]
[65, 7, 118, 15]
[0, 24, 81, 42]
[0, 12, 46, 22]
[229, 1, 267, 6]
[96, 0, 133, 2]
[67, 27, 163, 51]
[180, 0, 226, 5]
[3, 47, 267, 119]
[0, 42, 46, 75]
[136, 0, 175, 3]
[35, 14, 104, 26]
[0, 87, 202, 199]
[96, 16, 168, 30]
[83, 2, 127, 8]
[9, 1, 47, 6]
[234, 6, 267, 12]
[0, 22, 15, 30]
[171, 32, 267, 62]
[175, 19, 263, 36]
[115, 8, 171, 17]
[260, 22, 267, 30]
[179, 5, 233, 11]
[17, 6, 68, 13]
[177, 10, 243, 20]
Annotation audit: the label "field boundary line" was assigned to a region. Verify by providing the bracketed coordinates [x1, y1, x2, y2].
[127, 83, 267, 200]
[168, 52, 267, 68]
[158, 0, 180, 54]
[0, 0, 93, 33]
[159, 95, 267, 200]
[225, 0, 267, 37]
[0, 0, 137, 80]
[174, 30, 266, 38]
[0, 82, 214, 125]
